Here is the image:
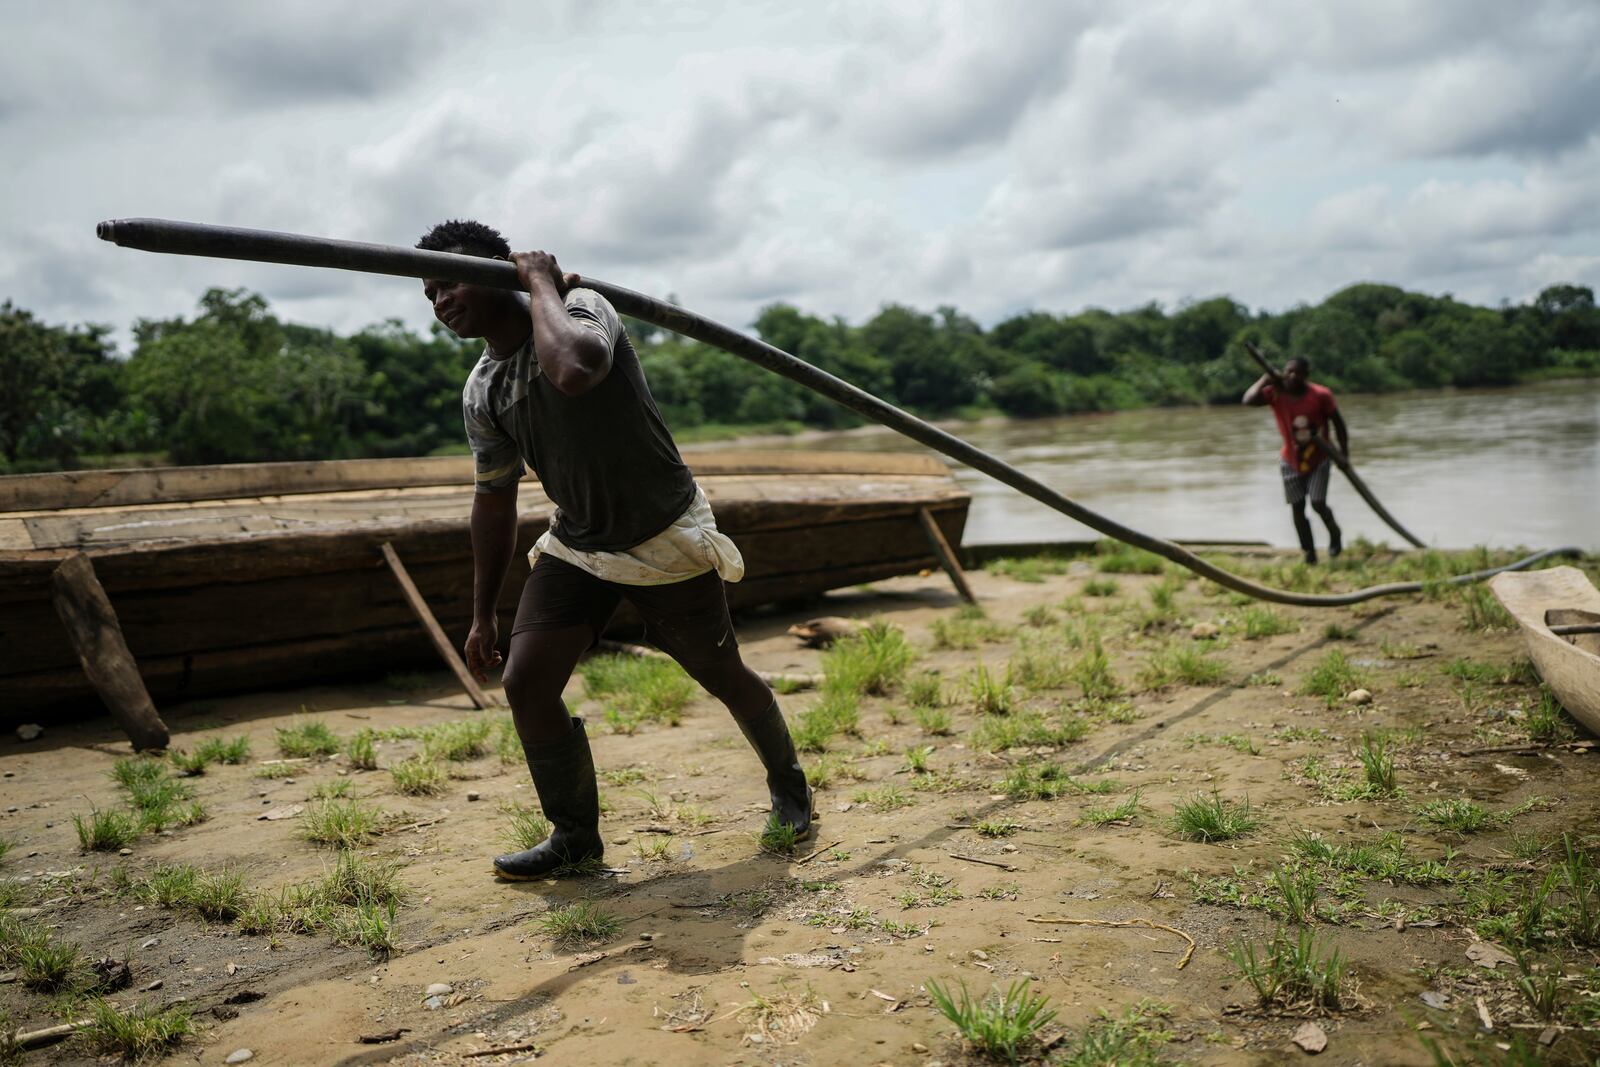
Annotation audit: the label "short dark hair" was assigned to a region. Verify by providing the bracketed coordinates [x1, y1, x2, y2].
[1285, 356, 1310, 372]
[416, 219, 510, 259]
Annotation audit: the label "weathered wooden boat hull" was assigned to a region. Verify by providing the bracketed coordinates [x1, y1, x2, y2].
[0, 452, 968, 719]
[1489, 566, 1600, 735]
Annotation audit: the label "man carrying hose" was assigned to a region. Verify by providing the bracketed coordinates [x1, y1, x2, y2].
[1243, 356, 1349, 564]
[416, 219, 810, 880]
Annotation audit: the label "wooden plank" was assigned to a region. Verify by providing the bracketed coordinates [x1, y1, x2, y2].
[0, 450, 950, 513]
[0, 456, 475, 513]
[0, 519, 33, 550]
[380, 542, 493, 709]
[48, 553, 169, 749]
[918, 506, 976, 604]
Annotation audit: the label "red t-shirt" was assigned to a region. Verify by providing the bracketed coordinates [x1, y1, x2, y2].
[1263, 382, 1338, 472]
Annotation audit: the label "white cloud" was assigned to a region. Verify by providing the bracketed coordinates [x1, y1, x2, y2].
[0, 0, 1596, 351]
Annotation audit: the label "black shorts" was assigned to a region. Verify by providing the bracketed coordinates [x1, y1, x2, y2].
[510, 554, 739, 671]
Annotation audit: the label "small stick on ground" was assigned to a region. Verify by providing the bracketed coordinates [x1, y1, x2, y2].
[566, 940, 654, 971]
[1453, 741, 1598, 757]
[12, 1019, 92, 1050]
[376, 816, 446, 836]
[796, 840, 843, 866]
[950, 853, 1022, 872]
[464, 1040, 543, 1057]
[1028, 915, 1196, 969]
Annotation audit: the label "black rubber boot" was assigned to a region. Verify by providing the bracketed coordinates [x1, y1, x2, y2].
[1317, 507, 1343, 559]
[493, 717, 604, 880]
[1292, 504, 1316, 564]
[734, 701, 812, 839]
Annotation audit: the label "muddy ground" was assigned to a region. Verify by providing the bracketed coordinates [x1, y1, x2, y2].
[3, 545, 1599, 1066]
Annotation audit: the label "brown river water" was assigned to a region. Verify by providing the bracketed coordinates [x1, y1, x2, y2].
[720, 378, 1600, 552]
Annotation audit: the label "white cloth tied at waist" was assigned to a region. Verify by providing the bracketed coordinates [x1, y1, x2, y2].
[528, 482, 745, 586]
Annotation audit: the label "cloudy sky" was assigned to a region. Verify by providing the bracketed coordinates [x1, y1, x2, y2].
[2, 1, 1597, 348]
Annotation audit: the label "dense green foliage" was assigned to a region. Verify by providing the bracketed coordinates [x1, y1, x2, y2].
[2, 281, 1596, 472]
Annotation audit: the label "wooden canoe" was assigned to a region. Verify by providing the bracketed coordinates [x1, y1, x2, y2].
[1489, 566, 1600, 735]
[0, 451, 968, 719]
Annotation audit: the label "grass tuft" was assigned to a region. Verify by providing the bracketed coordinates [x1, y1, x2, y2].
[1300, 649, 1366, 706]
[501, 802, 553, 851]
[276, 717, 340, 758]
[927, 979, 1058, 1063]
[389, 756, 446, 796]
[1229, 927, 1349, 1011]
[1241, 605, 1297, 639]
[536, 901, 621, 946]
[72, 809, 138, 852]
[1171, 793, 1259, 842]
[83, 998, 195, 1060]
[821, 620, 915, 696]
[1138, 643, 1226, 689]
[301, 799, 385, 848]
[344, 728, 378, 770]
[581, 654, 695, 729]
[757, 815, 803, 856]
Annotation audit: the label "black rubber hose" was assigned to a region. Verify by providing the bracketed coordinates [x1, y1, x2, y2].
[95, 217, 1584, 606]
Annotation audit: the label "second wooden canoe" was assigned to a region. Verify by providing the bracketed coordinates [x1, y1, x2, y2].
[1489, 566, 1600, 735]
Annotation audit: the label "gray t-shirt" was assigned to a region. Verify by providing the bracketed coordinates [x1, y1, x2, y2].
[462, 288, 696, 552]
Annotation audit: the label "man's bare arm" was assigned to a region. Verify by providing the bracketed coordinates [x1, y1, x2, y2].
[465, 484, 520, 681]
[1329, 410, 1350, 459]
[1242, 373, 1274, 406]
[512, 250, 611, 396]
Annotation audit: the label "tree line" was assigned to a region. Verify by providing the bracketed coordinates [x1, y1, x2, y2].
[2, 281, 1597, 473]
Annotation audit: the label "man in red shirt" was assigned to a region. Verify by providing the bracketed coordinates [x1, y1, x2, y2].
[1243, 356, 1349, 564]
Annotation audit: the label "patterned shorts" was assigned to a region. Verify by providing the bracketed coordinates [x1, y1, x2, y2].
[1280, 459, 1331, 506]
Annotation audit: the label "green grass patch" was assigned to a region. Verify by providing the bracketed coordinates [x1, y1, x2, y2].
[931, 606, 1012, 649]
[967, 663, 1014, 715]
[822, 620, 915, 696]
[276, 717, 340, 758]
[927, 979, 1057, 1063]
[1300, 649, 1367, 705]
[73, 809, 138, 852]
[1071, 640, 1123, 699]
[1171, 793, 1258, 842]
[1240, 605, 1297, 639]
[422, 718, 492, 762]
[1096, 542, 1165, 575]
[1229, 927, 1349, 1011]
[1416, 798, 1491, 833]
[914, 703, 953, 736]
[984, 555, 1074, 583]
[501, 802, 553, 851]
[997, 762, 1117, 801]
[344, 728, 378, 770]
[970, 711, 1091, 753]
[581, 653, 696, 728]
[1526, 684, 1578, 744]
[1080, 789, 1144, 827]
[1138, 643, 1226, 688]
[300, 799, 386, 848]
[389, 757, 446, 796]
[536, 901, 621, 946]
[83, 998, 195, 1060]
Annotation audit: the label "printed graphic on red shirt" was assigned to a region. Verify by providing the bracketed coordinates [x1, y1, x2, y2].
[1263, 383, 1338, 471]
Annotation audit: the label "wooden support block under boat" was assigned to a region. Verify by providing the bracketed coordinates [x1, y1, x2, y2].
[380, 542, 493, 710]
[1489, 566, 1600, 736]
[918, 505, 976, 604]
[48, 552, 170, 750]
